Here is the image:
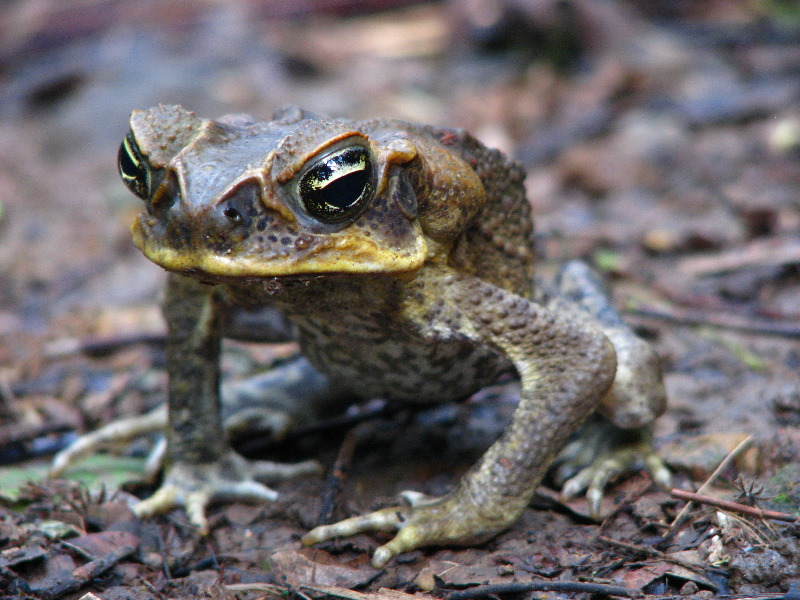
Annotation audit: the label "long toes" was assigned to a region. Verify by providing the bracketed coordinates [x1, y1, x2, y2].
[144, 437, 167, 482]
[372, 525, 425, 568]
[560, 457, 623, 517]
[181, 484, 275, 533]
[50, 429, 120, 477]
[134, 479, 278, 535]
[564, 455, 626, 516]
[223, 409, 292, 441]
[50, 437, 95, 477]
[563, 451, 669, 518]
[185, 491, 213, 534]
[216, 480, 279, 503]
[586, 463, 617, 517]
[250, 459, 322, 480]
[398, 490, 436, 506]
[646, 453, 672, 489]
[134, 484, 181, 520]
[50, 407, 167, 477]
[302, 508, 404, 545]
[560, 468, 593, 499]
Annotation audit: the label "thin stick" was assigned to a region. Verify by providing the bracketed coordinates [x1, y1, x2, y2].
[447, 581, 637, 599]
[37, 544, 136, 600]
[317, 422, 371, 526]
[627, 306, 800, 339]
[668, 435, 754, 534]
[671, 489, 799, 523]
[678, 237, 800, 276]
[598, 535, 726, 579]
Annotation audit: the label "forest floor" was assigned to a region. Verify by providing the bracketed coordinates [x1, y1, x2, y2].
[1, 1, 799, 599]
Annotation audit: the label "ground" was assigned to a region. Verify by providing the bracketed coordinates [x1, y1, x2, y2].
[1, 1, 799, 599]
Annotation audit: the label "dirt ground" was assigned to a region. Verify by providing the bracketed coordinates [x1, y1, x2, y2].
[1, 1, 799, 599]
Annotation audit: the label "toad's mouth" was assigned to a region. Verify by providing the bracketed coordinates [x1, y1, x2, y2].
[131, 213, 427, 279]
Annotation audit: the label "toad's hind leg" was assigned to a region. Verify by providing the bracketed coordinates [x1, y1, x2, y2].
[546, 261, 671, 514]
[304, 271, 617, 567]
[221, 355, 348, 443]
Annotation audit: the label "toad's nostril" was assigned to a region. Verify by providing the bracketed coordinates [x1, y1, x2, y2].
[223, 207, 243, 224]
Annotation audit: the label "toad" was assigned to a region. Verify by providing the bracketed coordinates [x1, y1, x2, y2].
[52, 105, 669, 567]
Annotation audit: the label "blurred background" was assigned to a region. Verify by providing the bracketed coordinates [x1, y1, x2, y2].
[1, 1, 800, 593]
[1, 0, 798, 330]
[2, 0, 800, 461]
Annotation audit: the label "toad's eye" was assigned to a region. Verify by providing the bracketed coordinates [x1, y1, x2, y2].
[118, 133, 150, 200]
[298, 145, 374, 224]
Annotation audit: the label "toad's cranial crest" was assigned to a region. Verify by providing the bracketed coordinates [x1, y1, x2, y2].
[54, 104, 669, 568]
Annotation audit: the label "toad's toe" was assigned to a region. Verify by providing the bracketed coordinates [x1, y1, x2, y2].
[50, 406, 167, 478]
[133, 450, 321, 532]
[560, 440, 671, 517]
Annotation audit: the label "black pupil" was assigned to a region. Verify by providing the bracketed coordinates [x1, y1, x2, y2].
[118, 136, 149, 199]
[299, 146, 372, 223]
[317, 168, 368, 209]
[118, 141, 139, 179]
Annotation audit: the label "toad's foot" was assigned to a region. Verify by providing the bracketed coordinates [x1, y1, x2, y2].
[136, 450, 322, 534]
[50, 406, 168, 480]
[48, 404, 300, 483]
[302, 487, 517, 568]
[554, 418, 671, 517]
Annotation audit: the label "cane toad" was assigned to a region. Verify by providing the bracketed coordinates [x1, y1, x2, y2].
[52, 105, 669, 567]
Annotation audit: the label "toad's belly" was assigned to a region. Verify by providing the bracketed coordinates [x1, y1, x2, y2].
[291, 315, 509, 403]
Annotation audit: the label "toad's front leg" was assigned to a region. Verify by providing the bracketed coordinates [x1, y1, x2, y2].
[303, 273, 616, 567]
[135, 274, 318, 533]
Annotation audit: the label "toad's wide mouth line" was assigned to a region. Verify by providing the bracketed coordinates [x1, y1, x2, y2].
[131, 215, 428, 280]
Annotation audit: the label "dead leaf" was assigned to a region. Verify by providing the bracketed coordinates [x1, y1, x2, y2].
[616, 563, 671, 590]
[660, 432, 760, 479]
[0, 543, 47, 568]
[427, 550, 539, 588]
[613, 552, 717, 593]
[376, 588, 438, 600]
[66, 531, 140, 559]
[663, 550, 718, 591]
[26, 552, 77, 596]
[300, 585, 438, 600]
[300, 585, 372, 600]
[269, 549, 376, 588]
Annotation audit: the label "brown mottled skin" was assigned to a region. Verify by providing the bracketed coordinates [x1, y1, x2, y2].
[52, 105, 669, 567]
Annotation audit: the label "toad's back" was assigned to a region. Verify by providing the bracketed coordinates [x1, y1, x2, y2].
[363, 119, 537, 297]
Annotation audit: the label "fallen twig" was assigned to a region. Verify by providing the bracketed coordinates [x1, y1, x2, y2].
[671, 489, 799, 524]
[626, 306, 800, 339]
[678, 237, 800, 276]
[317, 422, 367, 526]
[447, 581, 637, 599]
[225, 582, 287, 598]
[668, 435, 754, 535]
[37, 543, 136, 600]
[597, 535, 725, 582]
[44, 332, 165, 359]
